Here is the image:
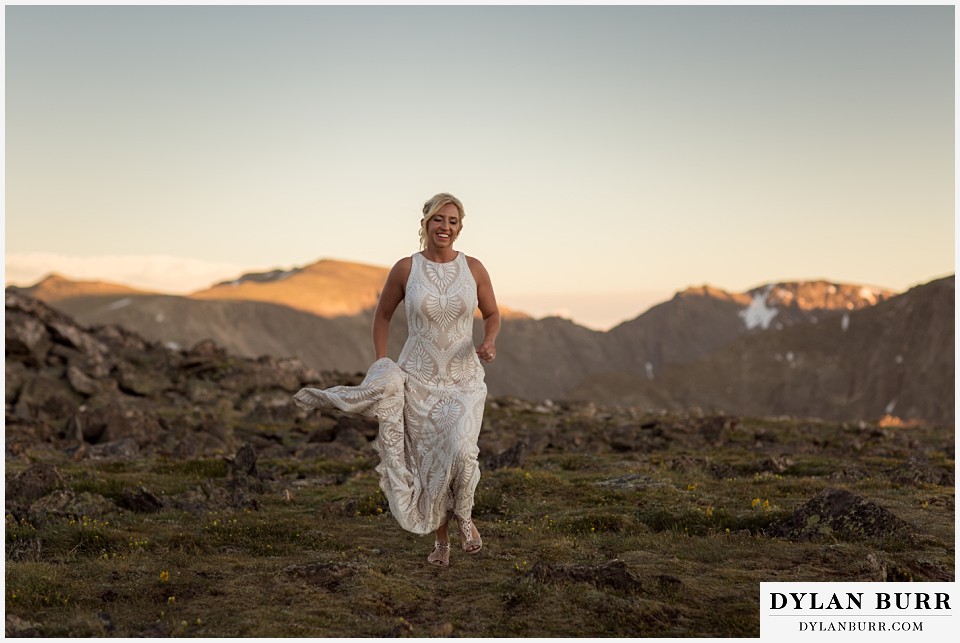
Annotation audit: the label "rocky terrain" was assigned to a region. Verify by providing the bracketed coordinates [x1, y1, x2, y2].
[4, 288, 371, 464]
[4, 289, 955, 637]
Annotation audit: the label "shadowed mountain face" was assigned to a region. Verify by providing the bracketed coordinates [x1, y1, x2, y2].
[606, 281, 896, 374]
[8, 263, 951, 425]
[570, 276, 954, 426]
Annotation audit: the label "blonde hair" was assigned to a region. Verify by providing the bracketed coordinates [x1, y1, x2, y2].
[419, 193, 465, 250]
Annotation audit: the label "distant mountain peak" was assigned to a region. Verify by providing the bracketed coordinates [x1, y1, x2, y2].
[188, 257, 390, 317]
[13, 273, 152, 302]
[37, 272, 69, 283]
[213, 267, 302, 288]
[676, 285, 742, 301]
[748, 280, 896, 313]
[672, 279, 895, 318]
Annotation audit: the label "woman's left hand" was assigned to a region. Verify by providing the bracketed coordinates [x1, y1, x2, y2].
[477, 340, 497, 363]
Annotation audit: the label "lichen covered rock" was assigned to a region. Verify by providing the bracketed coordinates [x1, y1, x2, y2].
[770, 487, 916, 542]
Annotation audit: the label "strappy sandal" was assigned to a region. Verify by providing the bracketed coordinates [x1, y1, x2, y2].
[427, 541, 450, 566]
[457, 515, 482, 554]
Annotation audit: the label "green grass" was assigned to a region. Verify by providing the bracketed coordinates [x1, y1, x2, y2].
[150, 459, 229, 479]
[5, 413, 954, 637]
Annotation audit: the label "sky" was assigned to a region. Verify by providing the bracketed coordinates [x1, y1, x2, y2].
[4, 3, 955, 330]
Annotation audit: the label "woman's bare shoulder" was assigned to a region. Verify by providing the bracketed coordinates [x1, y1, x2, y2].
[387, 256, 413, 282]
[464, 255, 491, 281]
[464, 255, 486, 270]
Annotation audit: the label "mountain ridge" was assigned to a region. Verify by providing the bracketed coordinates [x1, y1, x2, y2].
[13, 258, 902, 328]
[570, 275, 954, 426]
[19, 273, 157, 300]
[188, 259, 389, 317]
[8, 263, 950, 424]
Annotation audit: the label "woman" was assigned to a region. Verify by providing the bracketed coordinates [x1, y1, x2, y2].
[295, 193, 500, 567]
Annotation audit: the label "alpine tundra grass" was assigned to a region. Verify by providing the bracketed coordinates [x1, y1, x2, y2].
[5, 411, 953, 637]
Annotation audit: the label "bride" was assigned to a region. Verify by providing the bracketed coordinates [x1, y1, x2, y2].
[295, 193, 500, 567]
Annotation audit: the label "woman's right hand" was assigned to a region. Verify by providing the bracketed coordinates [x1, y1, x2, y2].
[477, 339, 496, 363]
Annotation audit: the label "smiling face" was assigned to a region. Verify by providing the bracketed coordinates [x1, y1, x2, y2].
[424, 203, 462, 250]
[419, 193, 465, 250]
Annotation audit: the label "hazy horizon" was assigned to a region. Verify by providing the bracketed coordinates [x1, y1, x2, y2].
[5, 5, 954, 330]
[6, 251, 952, 331]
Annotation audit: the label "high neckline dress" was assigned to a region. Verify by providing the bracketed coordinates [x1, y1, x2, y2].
[294, 251, 487, 535]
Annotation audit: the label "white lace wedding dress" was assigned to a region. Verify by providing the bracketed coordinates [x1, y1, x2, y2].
[293, 251, 486, 535]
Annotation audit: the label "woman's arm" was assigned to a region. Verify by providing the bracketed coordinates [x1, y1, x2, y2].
[372, 258, 411, 360]
[468, 257, 500, 363]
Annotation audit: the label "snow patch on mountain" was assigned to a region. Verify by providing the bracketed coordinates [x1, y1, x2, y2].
[739, 286, 779, 330]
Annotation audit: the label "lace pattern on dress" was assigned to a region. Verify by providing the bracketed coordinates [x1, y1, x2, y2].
[293, 251, 487, 535]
